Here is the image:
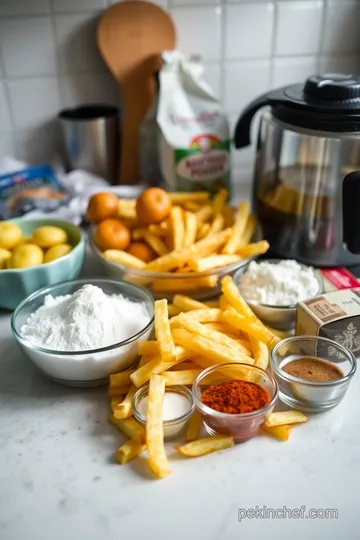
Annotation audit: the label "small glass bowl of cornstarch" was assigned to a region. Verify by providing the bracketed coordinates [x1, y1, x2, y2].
[234, 259, 323, 330]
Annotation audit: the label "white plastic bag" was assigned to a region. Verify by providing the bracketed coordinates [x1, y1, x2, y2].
[157, 51, 231, 195]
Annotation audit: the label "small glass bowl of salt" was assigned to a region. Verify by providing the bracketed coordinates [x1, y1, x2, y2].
[132, 385, 194, 441]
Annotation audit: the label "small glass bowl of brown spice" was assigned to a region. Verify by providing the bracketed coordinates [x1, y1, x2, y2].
[192, 363, 278, 442]
[270, 336, 356, 413]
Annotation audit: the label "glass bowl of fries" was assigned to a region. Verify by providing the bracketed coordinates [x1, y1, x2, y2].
[11, 278, 154, 387]
[88, 189, 269, 300]
[193, 363, 278, 442]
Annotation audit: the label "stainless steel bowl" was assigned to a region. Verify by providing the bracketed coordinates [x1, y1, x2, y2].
[233, 260, 324, 330]
[270, 336, 356, 413]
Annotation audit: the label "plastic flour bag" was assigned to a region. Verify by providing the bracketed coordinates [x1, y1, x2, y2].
[157, 51, 231, 196]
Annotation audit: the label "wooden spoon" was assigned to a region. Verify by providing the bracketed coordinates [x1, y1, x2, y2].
[98, 1, 176, 185]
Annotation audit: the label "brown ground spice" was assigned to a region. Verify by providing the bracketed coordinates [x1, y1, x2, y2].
[283, 357, 344, 382]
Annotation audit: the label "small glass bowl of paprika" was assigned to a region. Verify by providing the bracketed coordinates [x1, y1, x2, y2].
[192, 363, 278, 442]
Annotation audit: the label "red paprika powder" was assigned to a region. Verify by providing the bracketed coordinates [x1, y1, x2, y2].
[201, 379, 270, 414]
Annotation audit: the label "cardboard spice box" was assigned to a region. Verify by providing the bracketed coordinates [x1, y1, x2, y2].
[296, 288, 360, 357]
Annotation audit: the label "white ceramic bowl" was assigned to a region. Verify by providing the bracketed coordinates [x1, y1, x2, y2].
[11, 278, 154, 387]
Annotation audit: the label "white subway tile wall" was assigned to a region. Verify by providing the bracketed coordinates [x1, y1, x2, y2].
[0, 0, 360, 175]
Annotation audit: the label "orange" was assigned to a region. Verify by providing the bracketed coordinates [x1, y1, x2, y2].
[136, 188, 172, 225]
[94, 219, 130, 251]
[86, 192, 119, 224]
[127, 242, 156, 263]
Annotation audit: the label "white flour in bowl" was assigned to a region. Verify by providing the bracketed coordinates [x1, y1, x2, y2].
[20, 284, 151, 351]
[238, 260, 320, 306]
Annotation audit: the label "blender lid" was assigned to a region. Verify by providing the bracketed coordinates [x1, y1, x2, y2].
[235, 73, 360, 148]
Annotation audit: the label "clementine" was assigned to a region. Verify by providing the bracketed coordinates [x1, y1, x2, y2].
[86, 192, 119, 224]
[127, 242, 156, 263]
[136, 188, 172, 224]
[94, 219, 130, 251]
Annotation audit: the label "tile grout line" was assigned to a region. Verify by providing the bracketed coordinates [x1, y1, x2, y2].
[317, 0, 328, 72]
[268, 0, 278, 89]
[218, 0, 226, 105]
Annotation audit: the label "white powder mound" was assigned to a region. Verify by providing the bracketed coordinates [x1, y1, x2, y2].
[239, 260, 320, 306]
[20, 284, 150, 352]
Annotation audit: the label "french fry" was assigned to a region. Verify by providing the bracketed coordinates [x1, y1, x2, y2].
[118, 199, 136, 219]
[155, 299, 176, 363]
[103, 249, 146, 269]
[172, 329, 254, 365]
[262, 424, 292, 441]
[237, 240, 270, 258]
[189, 254, 241, 272]
[196, 222, 211, 240]
[170, 308, 222, 326]
[145, 249, 192, 272]
[130, 346, 192, 388]
[222, 308, 280, 350]
[264, 411, 309, 427]
[221, 275, 259, 321]
[109, 369, 135, 388]
[194, 228, 232, 257]
[144, 231, 168, 256]
[183, 211, 198, 248]
[169, 191, 209, 204]
[250, 338, 269, 370]
[212, 188, 228, 215]
[113, 386, 137, 419]
[108, 384, 131, 397]
[168, 304, 182, 317]
[109, 414, 146, 444]
[146, 375, 171, 478]
[132, 228, 147, 240]
[183, 201, 201, 212]
[171, 206, 185, 251]
[222, 204, 234, 228]
[173, 294, 208, 312]
[175, 312, 253, 361]
[138, 355, 157, 367]
[204, 300, 219, 308]
[238, 215, 256, 248]
[206, 213, 225, 237]
[195, 204, 213, 224]
[222, 201, 250, 254]
[219, 294, 231, 310]
[175, 435, 234, 457]
[138, 341, 159, 356]
[152, 276, 218, 293]
[111, 396, 124, 411]
[116, 440, 146, 464]
[162, 369, 202, 386]
[148, 224, 167, 236]
[186, 410, 202, 442]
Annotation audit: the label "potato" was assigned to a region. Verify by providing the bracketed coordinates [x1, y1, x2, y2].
[0, 222, 22, 250]
[10, 244, 44, 269]
[0, 248, 11, 269]
[44, 243, 72, 263]
[32, 226, 68, 248]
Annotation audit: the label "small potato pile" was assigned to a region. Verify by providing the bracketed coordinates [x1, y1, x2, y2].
[0, 222, 72, 270]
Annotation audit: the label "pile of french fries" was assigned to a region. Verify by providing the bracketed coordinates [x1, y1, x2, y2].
[108, 276, 309, 479]
[101, 190, 270, 294]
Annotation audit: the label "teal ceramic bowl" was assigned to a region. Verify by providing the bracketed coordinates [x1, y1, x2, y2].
[0, 219, 85, 310]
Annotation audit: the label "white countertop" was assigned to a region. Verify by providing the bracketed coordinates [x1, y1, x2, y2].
[0, 249, 359, 540]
